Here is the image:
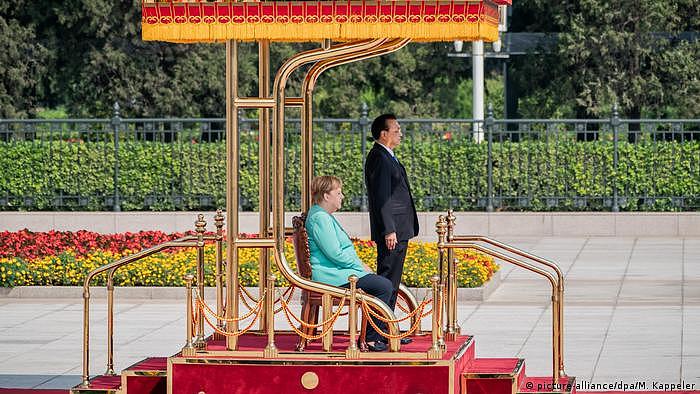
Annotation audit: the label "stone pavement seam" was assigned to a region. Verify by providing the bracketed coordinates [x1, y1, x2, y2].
[680, 238, 686, 381]
[591, 237, 637, 380]
[564, 237, 590, 278]
[0, 304, 73, 333]
[514, 237, 588, 360]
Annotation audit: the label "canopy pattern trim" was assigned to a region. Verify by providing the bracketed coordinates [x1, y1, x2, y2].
[142, 1, 505, 43]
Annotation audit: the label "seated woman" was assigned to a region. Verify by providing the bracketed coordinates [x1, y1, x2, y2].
[306, 175, 392, 352]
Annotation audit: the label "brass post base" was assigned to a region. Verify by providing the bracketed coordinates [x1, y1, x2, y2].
[213, 331, 225, 341]
[226, 335, 238, 350]
[345, 348, 360, 359]
[444, 327, 461, 341]
[194, 337, 207, 349]
[182, 346, 197, 357]
[427, 346, 444, 359]
[263, 345, 279, 358]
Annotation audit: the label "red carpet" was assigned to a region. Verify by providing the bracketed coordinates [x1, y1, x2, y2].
[205, 331, 465, 358]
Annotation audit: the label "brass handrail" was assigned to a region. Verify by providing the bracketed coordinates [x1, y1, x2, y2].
[299, 38, 409, 211]
[449, 234, 565, 376]
[440, 241, 562, 382]
[437, 212, 566, 382]
[82, 233, 219, 387]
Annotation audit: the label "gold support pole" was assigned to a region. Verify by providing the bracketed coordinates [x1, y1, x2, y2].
[445, 210, 459, 340]
[436, 215, 447, 285]
[437, 282, 446, 350]
[553, 288, 560, 384]
[182, 274, 196, 357]
[263, 274, 278, 358]
[225, 39, 240, 351]
[214, 209, 225, 338]
[194, 214, 207, 347]
[300, 79, 313, 212]
[435, 215, 447, 339]
[427, 276, 443, 359]
[81, 286, 90, 387]
[346, 275, 360, 359]
[321, 293, 333, 352]
[105, 268, 115, 375]
[558, 283, 564, 377]
[258, 39, 271, 332]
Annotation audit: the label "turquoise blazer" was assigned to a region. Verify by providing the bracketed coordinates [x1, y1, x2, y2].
[305, 204, 368, 287]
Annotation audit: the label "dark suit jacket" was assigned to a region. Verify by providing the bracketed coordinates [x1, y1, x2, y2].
[364, 143, 419, 243]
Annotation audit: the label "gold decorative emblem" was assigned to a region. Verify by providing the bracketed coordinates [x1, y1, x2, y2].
[301, 371, 319, 389]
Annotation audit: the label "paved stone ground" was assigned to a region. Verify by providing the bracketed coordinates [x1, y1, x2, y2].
[1, 236, 699, 390]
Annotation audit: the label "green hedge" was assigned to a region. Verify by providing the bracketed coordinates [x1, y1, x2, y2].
[0, 135, 698, 211]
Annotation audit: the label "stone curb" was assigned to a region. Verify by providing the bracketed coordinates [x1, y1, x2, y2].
[0, 271, 499, 301]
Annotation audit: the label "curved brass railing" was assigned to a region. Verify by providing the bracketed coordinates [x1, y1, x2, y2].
[235, 238, 403, 351]
[449, 234, 565, 376]
[435, 211, 566, 384]
[82, 237, 199, 386]
[299, 37, 411, 212]
[258, 39, 406, 352]
[81, 213, 225, 387]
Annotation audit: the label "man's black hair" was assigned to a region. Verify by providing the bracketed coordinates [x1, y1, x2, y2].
[370, 114, 397, 140]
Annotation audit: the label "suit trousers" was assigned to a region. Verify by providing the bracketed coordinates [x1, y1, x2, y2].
[341, 273, 392, 343]
[376, 240, 409, 311]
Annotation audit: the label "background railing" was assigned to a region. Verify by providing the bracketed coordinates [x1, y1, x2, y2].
[1, 103, 698, 212]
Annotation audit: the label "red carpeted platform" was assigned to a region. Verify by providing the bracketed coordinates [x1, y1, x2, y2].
[121, 357, 168, 394]
[205, 331, 455, 356]
[0, 390, 68, 394]
[64, 333, 700, 394]
[169, 333, 475, 394]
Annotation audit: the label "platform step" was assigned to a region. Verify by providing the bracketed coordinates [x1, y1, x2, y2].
[518, 376, 576, 394]
[461, 358, 526, 394]
[69, 376, 120, 394]
[122, 357, 167, 394]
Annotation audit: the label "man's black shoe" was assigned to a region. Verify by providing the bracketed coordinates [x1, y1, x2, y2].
[380, 337, 413, 345]
[366, 341, 388, 352]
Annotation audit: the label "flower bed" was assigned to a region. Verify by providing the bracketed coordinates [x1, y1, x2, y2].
[0, 230, 498, 288]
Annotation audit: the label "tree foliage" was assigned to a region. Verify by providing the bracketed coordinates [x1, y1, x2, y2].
[1, 0, 698, 118]
[510, 0, 700, 118]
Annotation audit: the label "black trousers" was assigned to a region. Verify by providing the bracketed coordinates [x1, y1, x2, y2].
[341, 273, 392, 343]
[376, 240, 409, 311]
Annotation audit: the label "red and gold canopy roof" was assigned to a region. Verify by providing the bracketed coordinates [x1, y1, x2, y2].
[142, 0, 510, 43]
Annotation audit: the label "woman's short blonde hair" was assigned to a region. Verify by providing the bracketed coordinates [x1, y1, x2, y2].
[310, 176, 342, 204]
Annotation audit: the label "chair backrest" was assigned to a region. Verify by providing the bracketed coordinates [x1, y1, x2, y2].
[291, 213, 312, 280]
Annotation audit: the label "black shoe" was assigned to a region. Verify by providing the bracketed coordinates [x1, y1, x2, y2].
[366, 341, 388, 352]
[379, 337, 413, 345]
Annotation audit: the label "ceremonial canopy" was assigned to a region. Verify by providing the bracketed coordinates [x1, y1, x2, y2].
[142, 0, 511, 43]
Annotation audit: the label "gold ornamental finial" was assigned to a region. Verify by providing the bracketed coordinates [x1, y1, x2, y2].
[195, 214, 207, 235]
[446, 209, 456, 242]
[436, 215, 447, 246]
[214, 209, 224, 235]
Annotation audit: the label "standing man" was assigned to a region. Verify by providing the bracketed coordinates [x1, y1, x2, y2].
[364, 114, 419, 344]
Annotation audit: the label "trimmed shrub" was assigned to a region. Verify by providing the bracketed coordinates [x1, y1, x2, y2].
[0, 136, 698, 211]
